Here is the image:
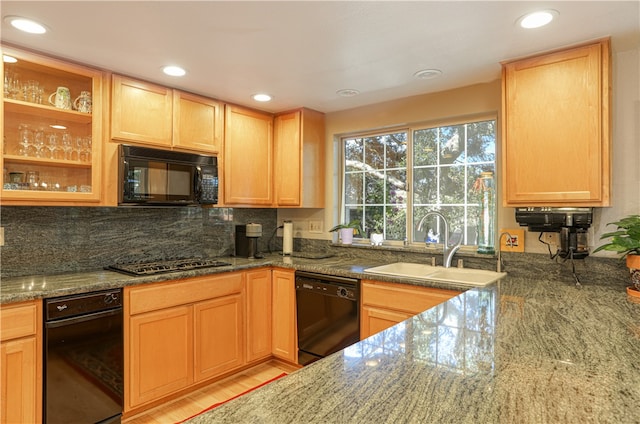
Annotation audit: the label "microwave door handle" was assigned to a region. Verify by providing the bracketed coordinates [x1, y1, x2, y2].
[194, 166, 203, 202]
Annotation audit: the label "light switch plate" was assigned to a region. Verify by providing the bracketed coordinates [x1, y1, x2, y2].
[0, 227, 4, 246]
[309, 220, 323, 233]
[500, 228, 525, 252]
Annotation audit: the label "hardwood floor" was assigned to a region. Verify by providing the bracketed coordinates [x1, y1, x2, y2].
[123, 360, 299, 424]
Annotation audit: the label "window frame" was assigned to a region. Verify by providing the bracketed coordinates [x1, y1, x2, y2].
[338, 114, 498, 250]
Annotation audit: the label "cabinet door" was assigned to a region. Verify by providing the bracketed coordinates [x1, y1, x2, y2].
[128, 306, 193, 408]
[1, 337, 39, 424]
[274, 111, 301, 206]
[1, 46, 104, 205]
[194, 294, 244, 382]
[0, 300, 42, 424]
[173, 91, 223, 153]
[361, 306, 413, 339]
[111, 75, 173, 147]
[224, 105, 273, 205]
[271, 269, 297, 363]
[501, 40, 610, 206]
[246, 269, 272, 363]
[274, 108, 325, 208]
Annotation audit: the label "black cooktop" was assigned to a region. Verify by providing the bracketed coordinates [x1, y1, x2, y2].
[107, 258, 232, 276]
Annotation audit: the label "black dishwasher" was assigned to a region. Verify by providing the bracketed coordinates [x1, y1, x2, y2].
[44, 289, 123, 424]
[295, 272, 360, 365]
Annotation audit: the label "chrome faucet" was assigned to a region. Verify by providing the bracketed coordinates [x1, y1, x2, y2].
[417, 211, 462, 268]
[497, 231, 514, 273]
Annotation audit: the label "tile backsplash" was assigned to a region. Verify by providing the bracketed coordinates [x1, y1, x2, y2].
[0, 206, 277, 278]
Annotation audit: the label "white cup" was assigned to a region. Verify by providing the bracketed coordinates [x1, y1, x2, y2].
[48, 87, 71, 110]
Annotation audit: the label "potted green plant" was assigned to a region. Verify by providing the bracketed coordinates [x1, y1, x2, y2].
[593, 214, 640, 300]
[329, 220, 362, 245]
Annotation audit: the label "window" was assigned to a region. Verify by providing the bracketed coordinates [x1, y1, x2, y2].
[341, 118, 496, 246]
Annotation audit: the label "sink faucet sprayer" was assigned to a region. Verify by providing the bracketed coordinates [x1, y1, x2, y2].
[417, 211, 462, 268]
[497, 232, 514, 273]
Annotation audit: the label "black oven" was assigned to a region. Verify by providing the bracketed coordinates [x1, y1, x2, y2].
[44, 289, 123, 424]
[295, 272, 360, 365]
[119, 144, 218, 206]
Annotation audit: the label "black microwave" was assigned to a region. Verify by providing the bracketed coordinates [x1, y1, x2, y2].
[119, 145, 218, 206]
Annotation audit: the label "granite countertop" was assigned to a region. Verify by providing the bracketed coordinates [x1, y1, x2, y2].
[2, 255, 638, 422]
[0, 254, 472, 304]
[189, 273, 639, 423]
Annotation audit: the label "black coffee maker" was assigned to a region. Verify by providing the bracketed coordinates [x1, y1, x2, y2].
[235, 223, 263, 258]
[515, 207, 592, 259]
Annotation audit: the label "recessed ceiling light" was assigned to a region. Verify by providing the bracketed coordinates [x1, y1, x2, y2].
[413, 69, 442, 80]
[336, 89, 360, 97]
[252, 93, 272, 102]
[3, 55, 17, 63]
[518, 10, 558, 29]
[162, 65, 186, 77]
[5, 16, 47, 34]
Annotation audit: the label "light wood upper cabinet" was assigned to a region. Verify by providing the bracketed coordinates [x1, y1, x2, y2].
[111, 75, 173, 147]
[501, 39, 611, 206]
[1, 46, 105, 206]
[224, 105, 273, 206]
[111, 75, 222, 153]
[271, 268, 297, 364]
[173, 90, 223, 153]
[274, 108, 325, 207]
[1, 301, 42, 424]
[245, 269, 273, 363]
[360, 280, 460, 339]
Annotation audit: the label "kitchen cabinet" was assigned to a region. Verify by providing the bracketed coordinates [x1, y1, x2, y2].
[194, 294, 243, 382]
[111, 75, 173, 147]
[224, 104, 273, 206]
[360, 280, 460, 339]
[245, 269, 272, 363]
[173, 90, 223, 153]
[501, 38, 611, 206]
[0, 300, 42, 424]
[1, 46, 105, 206]
[111, 75, 222, 153]
[124, 272, 244, 412]
[271, 268, 297, 363]
[274, 108, 325, 207]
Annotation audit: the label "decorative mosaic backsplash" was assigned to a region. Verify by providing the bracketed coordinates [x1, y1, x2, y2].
[0, 206, 277, 277]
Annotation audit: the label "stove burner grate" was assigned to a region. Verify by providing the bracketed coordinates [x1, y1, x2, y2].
[107, 258, 232, 276]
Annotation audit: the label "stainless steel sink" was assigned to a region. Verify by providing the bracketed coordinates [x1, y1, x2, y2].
[363, 262, 506, 286]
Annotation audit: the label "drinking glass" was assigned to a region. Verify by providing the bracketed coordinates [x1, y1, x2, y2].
[18, 124, 33, 156]
[47, 133, 59, 159]
[34, 128, 46, 158]
[61, 132, 73, 160]
[79, 136, 92, 163]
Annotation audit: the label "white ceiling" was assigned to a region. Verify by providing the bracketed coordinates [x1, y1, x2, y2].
[1, 1, 639, 113]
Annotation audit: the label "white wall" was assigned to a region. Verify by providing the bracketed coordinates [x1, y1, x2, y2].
[278, 45, 640, 256]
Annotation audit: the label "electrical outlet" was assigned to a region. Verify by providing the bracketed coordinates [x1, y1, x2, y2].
[0, 227, 4, 246]
[542, 232, 559, 246]
[309, 220, 323, 233]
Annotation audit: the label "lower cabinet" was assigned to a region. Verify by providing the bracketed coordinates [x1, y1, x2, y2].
[271, 268, 297, 364]
[125, 272, 245, 412]
[245, 269, 272, 363]
[360, 279, 461, 339]
[0, 300, 42, 424]
[194, 294, 243, 382]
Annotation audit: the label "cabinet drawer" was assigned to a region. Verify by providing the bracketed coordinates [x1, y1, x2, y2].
[1, 301, 40, 342]
[128, 272, 243, 315]
[361, 280, 460, 315]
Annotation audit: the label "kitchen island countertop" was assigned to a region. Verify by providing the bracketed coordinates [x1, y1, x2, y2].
[1, 255, 638, 423]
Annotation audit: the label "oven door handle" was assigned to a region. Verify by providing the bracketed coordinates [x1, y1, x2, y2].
[45, 308, 122, 329]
